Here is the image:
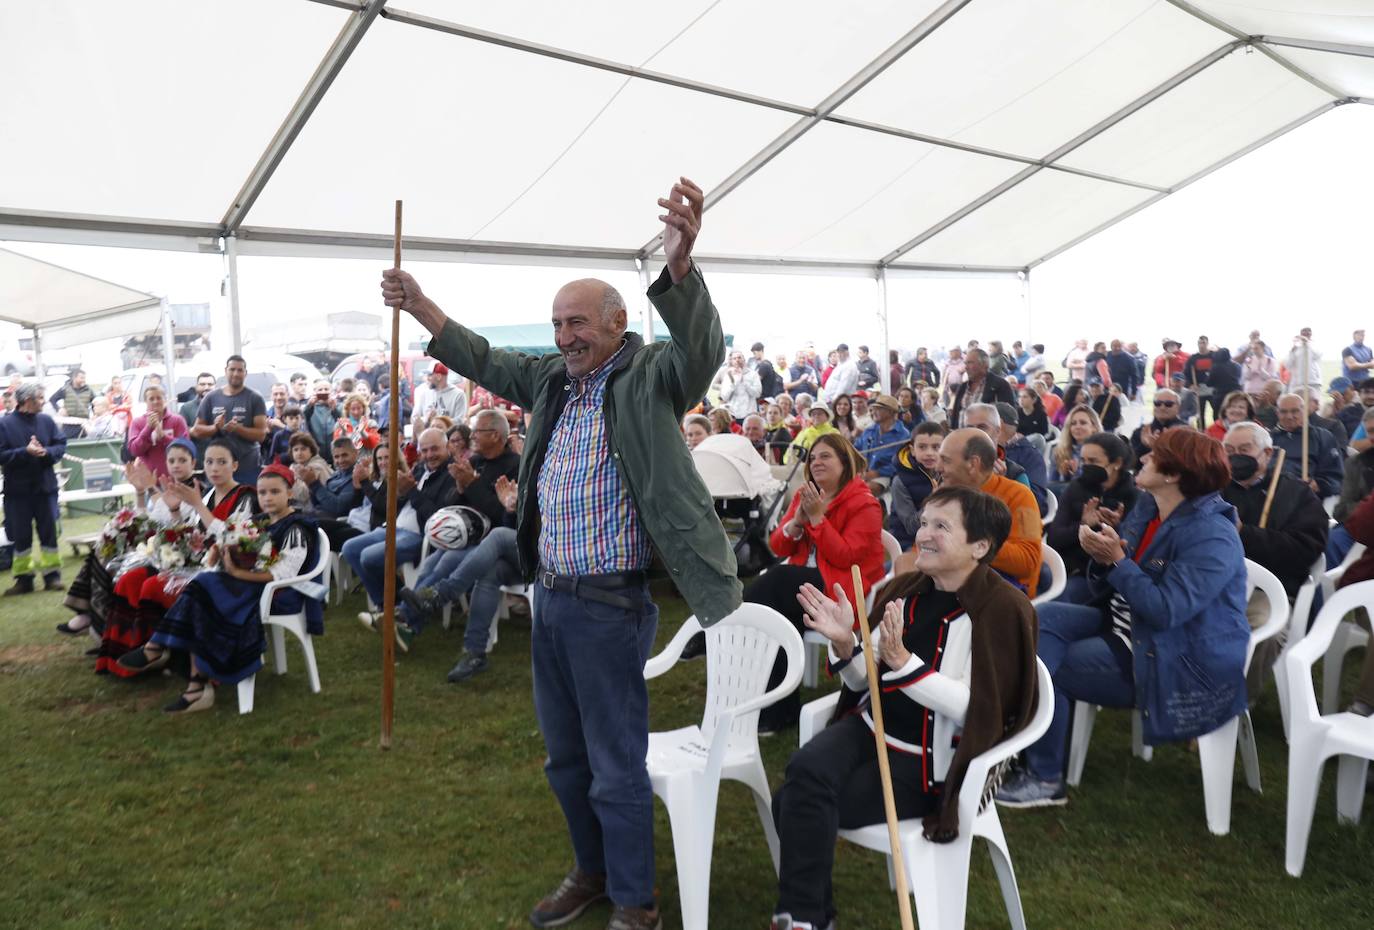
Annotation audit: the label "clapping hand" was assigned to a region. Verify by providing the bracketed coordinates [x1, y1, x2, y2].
[494, 475, 519, 512]
[798, 481, 827, 524]
[126, 459, 156, 493]
[448, 457, 477, 489]
[878, 600, 913, 670]
[352, 459, 371, 488]
[658, 177, 703, 284]
[395, 469, 417, 495]
[25, 434, 45, 457]
[797, 582, 856, 659]
[1079, 522, 1126, 565]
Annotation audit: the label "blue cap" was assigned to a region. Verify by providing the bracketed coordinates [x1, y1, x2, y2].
[1330, 376, 1353, 392]
[167, 437, 198, 460]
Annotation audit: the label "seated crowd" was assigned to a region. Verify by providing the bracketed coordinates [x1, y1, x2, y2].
[9, 322, 1374, 926]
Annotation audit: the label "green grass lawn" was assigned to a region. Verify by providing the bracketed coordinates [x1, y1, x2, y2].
[1, 514, 1370, 929]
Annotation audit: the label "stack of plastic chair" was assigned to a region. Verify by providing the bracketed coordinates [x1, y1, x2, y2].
[642, 604, 803, 930]
[1273, 553, 1325, 738]
[237, 528, 331, 714]
[798, 659, 1054, 930]
[1283, 579, 1374, 877]
[1065, 559, 1288, 834]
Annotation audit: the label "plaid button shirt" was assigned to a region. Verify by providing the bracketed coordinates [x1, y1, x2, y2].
[536, 342, 652, 575]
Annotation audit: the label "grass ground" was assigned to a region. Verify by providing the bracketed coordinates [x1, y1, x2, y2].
[1, 512, 1370, 929]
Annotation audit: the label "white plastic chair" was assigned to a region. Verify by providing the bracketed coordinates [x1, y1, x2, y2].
[1274, 553, 1325, 738]
[1065, 560, 1288, 834]
[1030, 544, 1065, 607]
[643, 604, 803, 930]
[1283, 579, 1374, 876]
[329, 551, 353, 605]
[798, 659, 1054, 930]
[1043, 487, 1058, 524]
[1320, 542, 1370, 713]
[880, 529, 902, 571]
[236, 528, 331, 715]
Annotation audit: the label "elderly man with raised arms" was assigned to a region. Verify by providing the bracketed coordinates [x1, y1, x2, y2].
[381, 178, 739, 930]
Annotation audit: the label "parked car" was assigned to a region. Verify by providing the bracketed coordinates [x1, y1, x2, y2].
[0, 338, 36, 376]
[331, 352, 438, 395]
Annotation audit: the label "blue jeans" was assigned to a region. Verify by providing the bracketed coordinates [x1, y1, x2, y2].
[531, 580, 659, 909]
[431, 528, 523, 655]
[1023, 601, 1135, 782]
[401, 546, 474, 632]
[340, 527, 423, 609]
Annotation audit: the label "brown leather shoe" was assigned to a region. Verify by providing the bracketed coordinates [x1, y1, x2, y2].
[606, 905, 662, 930]
[529, 867, 606, 928]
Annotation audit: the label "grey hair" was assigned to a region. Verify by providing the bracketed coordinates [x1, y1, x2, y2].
[964, 403, 1000, 428]
[1362, 406, 1374, 425]
[566, 278, 627, 326]
[1225, 421, 1273, 451]
[475, 408, 510, 440]
[965, 348, 989, 364]
[795, 392, 814, 406]
[743, 413, 766, 429]
[14, 382, 41, 405]
[963, 432, 999, 472]
[1155, 388, 1179, 402]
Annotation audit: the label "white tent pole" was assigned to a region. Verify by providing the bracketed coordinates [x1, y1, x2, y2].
[160, 297, 177, 396]
[1020, 270, 1032, 348]
[224, 236, 243, 355]
[876, 267, 890, 395]
[32, 328, 44, 380]
[636, 258, 654, 344]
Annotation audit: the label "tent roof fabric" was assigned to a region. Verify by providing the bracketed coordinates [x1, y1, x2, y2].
[2, 0, 1372, 273]
[0, 247, 159, 329]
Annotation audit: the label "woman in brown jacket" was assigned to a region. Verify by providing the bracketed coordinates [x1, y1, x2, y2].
[768, 486, 1039, 930]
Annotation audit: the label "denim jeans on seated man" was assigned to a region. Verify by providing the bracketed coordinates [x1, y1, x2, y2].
[425, 527, 523, 656]
[400, 545, 475, 633]
[341, 526, 423, 609]
[1022, 600, 1136, 783]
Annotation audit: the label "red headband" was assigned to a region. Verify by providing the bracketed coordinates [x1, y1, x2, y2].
[259, 463, 296, 488]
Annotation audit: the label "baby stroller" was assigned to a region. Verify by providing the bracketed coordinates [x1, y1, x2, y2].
[691, 434, 787, 578]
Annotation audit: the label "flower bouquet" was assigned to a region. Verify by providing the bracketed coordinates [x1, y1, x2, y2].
[134, 523, 209, 572]
[96, 508, 155, 564]
[219, 516, 278, 572]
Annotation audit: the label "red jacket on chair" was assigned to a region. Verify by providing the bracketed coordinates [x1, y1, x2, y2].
[769, 477, 886, 612]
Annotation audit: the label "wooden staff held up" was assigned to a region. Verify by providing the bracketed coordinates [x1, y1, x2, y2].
[1300, 342, 1310, 483]
[851, 564, 916, 930]
[1258, 446, 1286, 529]
[380, 200, 402, 750]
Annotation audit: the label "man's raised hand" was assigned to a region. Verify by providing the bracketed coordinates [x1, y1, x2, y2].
[381, 269, 447, 336]
[659, 177, 703, 285]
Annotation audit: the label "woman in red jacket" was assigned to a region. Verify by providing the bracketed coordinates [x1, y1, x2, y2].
[751, 432, 885, 732]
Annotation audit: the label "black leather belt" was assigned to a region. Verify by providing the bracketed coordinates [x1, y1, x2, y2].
[539, 567, 646, 611]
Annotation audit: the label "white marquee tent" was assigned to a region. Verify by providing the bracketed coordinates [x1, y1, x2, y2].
[3, 0, 1373, 366]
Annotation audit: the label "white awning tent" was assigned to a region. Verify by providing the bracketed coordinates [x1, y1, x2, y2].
[0, 247, 176, 382]
[3, 0, 1373, 368]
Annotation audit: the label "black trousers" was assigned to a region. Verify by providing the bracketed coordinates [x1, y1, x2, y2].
[319, 519, 362, 555]
[744, 564, 823, 725]
[772, 713, 940, 925]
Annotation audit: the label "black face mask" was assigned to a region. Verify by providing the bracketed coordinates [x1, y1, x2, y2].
[1078, 464, 1109, 490]
[1229, 453, 1260, 483]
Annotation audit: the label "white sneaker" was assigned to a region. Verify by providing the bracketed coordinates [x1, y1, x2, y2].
[357, 611, 379, 632]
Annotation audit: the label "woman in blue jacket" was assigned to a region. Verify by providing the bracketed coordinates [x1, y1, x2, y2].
[997, 428, 1249, 807]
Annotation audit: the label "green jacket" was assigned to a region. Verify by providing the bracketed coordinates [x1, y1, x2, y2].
[426, 265, 743, 625]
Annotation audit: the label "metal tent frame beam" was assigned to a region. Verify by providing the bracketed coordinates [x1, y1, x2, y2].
[1165, 0, 1350, 99]
[1025, 99, 1343, 270]
[219, 0, 388, 235]
[879, 39, 1245, 266]
[634, 0, 976, 259]
[1260, 36, 1374, 60]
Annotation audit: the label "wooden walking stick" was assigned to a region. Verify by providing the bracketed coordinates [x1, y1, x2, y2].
[380, 200, 402, 750]
[1300, 344, 1311, 483]
[1258, 447, 1287, 529]
[851, 564, 916, 930]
